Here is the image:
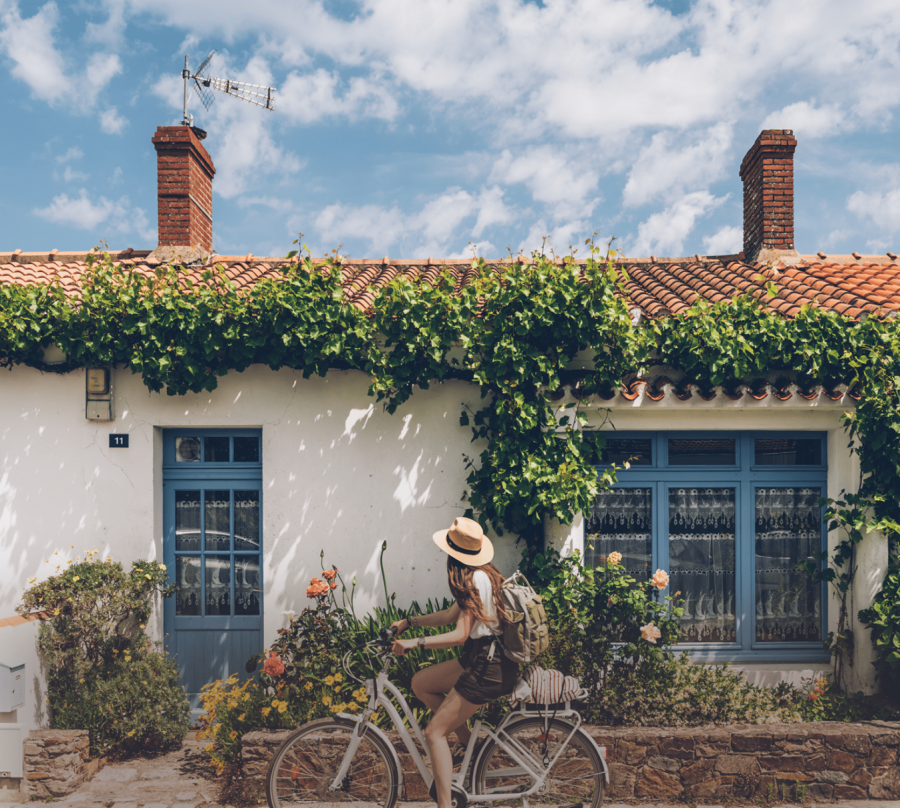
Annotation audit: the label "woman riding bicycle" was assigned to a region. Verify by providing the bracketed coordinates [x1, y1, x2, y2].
[390, 517, 517, 808]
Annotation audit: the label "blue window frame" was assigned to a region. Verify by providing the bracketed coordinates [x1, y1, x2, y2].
[586, 431, 828, 663]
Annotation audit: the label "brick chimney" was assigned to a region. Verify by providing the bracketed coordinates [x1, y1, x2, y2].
[150, 126, 216, 257]
[739, 129, 798, 263]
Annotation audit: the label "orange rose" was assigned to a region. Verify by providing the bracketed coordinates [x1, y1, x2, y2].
[323, 569, 337, 580]
[651, 569, 669, 591]
[263, 651, 285, 677]
[608, 551, 623, 566]
[329, 582, 337, 590]
[306, 578, 329, 599]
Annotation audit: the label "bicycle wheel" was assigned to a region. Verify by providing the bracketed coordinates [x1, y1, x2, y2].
[265, 717, 399, 808]
[472, 716, 605, 807]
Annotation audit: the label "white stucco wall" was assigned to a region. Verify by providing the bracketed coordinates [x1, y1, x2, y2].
[0, 365, 889, 753]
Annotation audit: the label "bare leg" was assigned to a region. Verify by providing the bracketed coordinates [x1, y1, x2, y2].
[424, 688, 481, 808]
[411, 658, 472, 745]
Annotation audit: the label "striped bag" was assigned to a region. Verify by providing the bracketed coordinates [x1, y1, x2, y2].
[510, 666, 580, 706]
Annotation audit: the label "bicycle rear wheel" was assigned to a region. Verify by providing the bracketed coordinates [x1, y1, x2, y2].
[265, 717, 399, 808]
[472, 716, 605, 807]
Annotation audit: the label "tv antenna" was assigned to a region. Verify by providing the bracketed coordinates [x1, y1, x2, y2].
[181, 50, 275, 127]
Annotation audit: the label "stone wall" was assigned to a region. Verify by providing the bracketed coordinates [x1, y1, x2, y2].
[24, 730, 103, 799]
[242, 721, 900, 803]
[589, 722, 900, 802]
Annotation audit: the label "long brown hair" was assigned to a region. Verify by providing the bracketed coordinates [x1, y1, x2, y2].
[447, 556, 508, 627]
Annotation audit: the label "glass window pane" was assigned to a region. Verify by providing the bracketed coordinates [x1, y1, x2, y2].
[755, 438, 821, 466]
[205, 556, 231, 616]
[205, 491, 231, 551]
[755, 488, 822, 643]
[205, 436, 230, 462]
[601, 438, 652, 466]
[234, 491, 260, 551]
[669, 488, 736, 643]
[585, 488, 652, 578]
[234, 437, 260, 463]
[175, 556, 201, 616]
[175, 436, 201, 463]
[235, 557, 261, 616]
[668, 438, 735, 465]
[175, 490, 201, 551]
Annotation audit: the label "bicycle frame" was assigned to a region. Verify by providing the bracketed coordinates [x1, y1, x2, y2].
[329, 649, 608, 803]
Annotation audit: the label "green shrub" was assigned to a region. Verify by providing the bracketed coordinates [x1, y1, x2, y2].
[859, 563, 900, 692]
[19, 551, 191, 758]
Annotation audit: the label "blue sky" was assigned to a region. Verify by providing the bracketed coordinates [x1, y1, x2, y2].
[1, 0, 898, 260]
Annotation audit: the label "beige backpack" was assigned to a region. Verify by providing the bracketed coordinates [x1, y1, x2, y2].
[497, 572, 550, 664]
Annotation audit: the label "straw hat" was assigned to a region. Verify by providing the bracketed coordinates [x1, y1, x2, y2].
[433, 517, 494, 566]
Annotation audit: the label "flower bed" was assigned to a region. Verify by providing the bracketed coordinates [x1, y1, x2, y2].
[239, 721, 900, 803]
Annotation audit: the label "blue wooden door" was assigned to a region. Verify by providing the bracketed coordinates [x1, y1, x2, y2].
[163, 430, 263, 708]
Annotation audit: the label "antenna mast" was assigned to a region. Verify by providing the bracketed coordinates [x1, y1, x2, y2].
[181, 50, 275, 128]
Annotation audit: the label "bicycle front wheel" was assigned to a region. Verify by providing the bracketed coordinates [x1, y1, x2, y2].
[472, 716, 605, 807]
[265, 717, 399, 808]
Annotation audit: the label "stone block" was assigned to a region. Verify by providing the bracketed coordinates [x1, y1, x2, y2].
[23, 743, 44, 756]
[658, 736, 694, 759]
[25, 772, 50, 781]
[849, 767, 873, 787]
[816, 769, 848, 784]
[772, 770, 815, 783]
[607, 762, 635, 798]
[806, 782, 833, 800]
[870, 765, 900, 799]
[647, 755, 681, 773]
[695, 741, 730, 757]
[825, 731, 872, 755]
[833, 783, 867, 799]
[680, 758, 714, 786]
[758, 755, 805, 772]
[732, 733, 773, 752]
[634, 766, 682, 798]
[826, 748, 861, 773]
[53, 752, 82, 769]
[617, 741, 647, 765]
[686, 775, 720, 798]
[871, 745, 898, 766]
[714, 755, 758, 775]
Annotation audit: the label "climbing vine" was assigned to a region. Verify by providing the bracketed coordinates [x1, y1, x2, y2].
[1, 244, 899, 685]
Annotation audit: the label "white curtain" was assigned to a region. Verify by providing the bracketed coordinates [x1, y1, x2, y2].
[585, 487, 653, 578]
[755, 487, 821, 642]
[668, 488, 736, 643]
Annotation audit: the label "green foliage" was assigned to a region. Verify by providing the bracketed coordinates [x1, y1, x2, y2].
[4, 242, 900, 688]
[859, 564, 900, 690]
[18, 553, 190, 758]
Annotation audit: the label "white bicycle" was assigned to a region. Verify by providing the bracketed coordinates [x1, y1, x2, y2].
[265, 628, 608, 808]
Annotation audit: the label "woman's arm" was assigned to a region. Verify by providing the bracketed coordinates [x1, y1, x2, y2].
[390, 603, 461, 634]
[391, 607, 473, 655]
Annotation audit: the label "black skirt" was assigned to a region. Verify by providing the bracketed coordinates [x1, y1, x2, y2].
[455, 636, 518, 705]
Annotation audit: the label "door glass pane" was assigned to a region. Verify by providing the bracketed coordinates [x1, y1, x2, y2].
[235, 557, 261, 616]
[205, 556, 231, 616]
[669, 488, 736, 643]
[755, 488, 822, 643]
[585, 488, 652, 578]
[602, 438, 652, 466]
[205, 436, 230, 462]
[175, 556, 201, 615]
[234, 491, 260, 551]
[234, 436, 260, 463]
[755, 439, 821, 466]
[175, 436, 201, 463]
[668, 438, 735, 465]
[175, 490, 201, 551]
[205, 490, 231, 551]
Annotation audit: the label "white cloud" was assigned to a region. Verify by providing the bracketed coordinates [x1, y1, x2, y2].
[623, 123, 733, 208]
[315, 185, 513, 256]
[492, 147, 599, 221]
[280, 69, 399, 124]
[84, 0, 127, 49]
[63, 166, 89, 182]
[630, 191, 726, 257]
[0, 2, 72, 104]
[85, 52, 121, 97]
[761, 100, 845, 139]
[34, 189, 153, 240]
[100, 106, 127, 134]
[56, 146, 84, 164]
[702, 225, 742, 256]
[848, 186, 900, 235]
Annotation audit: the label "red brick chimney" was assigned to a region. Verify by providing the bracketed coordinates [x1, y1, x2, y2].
[739, 129, 797, 262]
[151, 126, 216, 253]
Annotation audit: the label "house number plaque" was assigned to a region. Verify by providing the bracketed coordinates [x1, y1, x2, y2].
[109, 434, 129, 448]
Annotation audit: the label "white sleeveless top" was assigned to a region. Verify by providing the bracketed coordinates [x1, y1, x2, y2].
[467, 569, 500, 639]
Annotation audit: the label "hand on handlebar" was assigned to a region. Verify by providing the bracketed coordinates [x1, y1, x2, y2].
[388, 617, 408, 636]
[391, 637, 415, 656]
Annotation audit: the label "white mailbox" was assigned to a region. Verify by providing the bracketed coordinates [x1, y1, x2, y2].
[0, 662, 25, 713]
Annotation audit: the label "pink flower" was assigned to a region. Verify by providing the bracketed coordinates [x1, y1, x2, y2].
[651, 569, 669, 590]
[640, 622, 662, 644]
[608, 551, 623, 566]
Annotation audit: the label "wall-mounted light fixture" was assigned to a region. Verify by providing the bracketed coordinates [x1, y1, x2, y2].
[85, 368, 114, 420]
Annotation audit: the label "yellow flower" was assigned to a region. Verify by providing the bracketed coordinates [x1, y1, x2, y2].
[324, 675, 335, 686]
[334, 673, 343, 682]
[145, 574, 151, 579]
[261, 707, 271, 717]
[330, 703, 342, 713]
[126, 729, 136, 738]
[27, 577, 36, 584]
[277, 701, 288, 714]
[346, 701, 360, 712]
[334, 685, 341, 693]
[238, 714, 245, 721]
[229, 731, 238, 740]
[322, 695, 332, 706]
[79, 678, 85, 683]
[304, 682, 313, 691]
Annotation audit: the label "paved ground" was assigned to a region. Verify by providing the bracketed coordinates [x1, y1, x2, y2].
[7, 738, 897, 808]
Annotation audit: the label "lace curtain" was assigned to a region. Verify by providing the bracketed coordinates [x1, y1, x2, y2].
[585, 488, 652, 578]
[668, 488, 736, 643]
[755, 487, 821, 642]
